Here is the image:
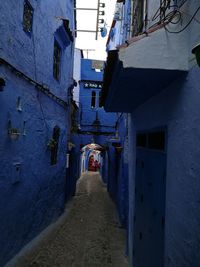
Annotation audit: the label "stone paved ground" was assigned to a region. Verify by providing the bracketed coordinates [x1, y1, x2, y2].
[6, 172, 129, 267]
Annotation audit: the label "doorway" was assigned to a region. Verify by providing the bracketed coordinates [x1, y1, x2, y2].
[133, 129, 167, 267]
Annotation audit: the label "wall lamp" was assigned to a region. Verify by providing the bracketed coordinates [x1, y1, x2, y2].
[99, 3, 105, 8]
[98, 19, 104, 24]
[0, 78, 6, 91]
[192, 43, 200, 67]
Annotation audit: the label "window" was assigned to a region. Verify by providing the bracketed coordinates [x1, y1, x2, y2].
[17, 97, 22, 111]
[51, 126, 60, 165]
[23, 0, 33, 33]
[91, 91, 96, 108]
[136, 130, 165, 151]
[53, 41, 61, 80]
[132, 0, 148, 36]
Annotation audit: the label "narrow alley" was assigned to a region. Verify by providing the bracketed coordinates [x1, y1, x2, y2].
[1, 0, 200, 266]
[6, 172, 128, 267]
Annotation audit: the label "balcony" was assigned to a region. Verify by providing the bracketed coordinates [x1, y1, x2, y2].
[102, 26, 188, 113]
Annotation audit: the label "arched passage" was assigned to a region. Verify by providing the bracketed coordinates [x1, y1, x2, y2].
[80, 143, 104, 174]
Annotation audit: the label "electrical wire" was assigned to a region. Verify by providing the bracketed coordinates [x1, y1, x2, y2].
[181, 10, 200, 24]
[164, 6, 200, 33]
[147, 0, 192, 33]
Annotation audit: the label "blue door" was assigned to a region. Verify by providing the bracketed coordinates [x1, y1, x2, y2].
[133, 131, 166, 267]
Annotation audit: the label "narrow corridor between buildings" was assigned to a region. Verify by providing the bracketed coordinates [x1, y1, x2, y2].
[7, 172, 128, 267]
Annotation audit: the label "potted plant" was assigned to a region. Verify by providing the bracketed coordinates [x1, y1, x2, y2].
[47, 138, 57, 150]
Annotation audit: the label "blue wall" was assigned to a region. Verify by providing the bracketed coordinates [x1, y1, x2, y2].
[106, 114, 129, 231]
[128, 67, 200, 267]
[0, 0, 75, 265]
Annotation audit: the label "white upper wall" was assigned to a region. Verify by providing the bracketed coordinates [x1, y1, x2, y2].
[73, 48, 82, 106]
[118, 0, 200, 71]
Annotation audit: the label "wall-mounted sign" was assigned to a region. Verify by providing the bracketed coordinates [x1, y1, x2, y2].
[83, 81, 103, 89]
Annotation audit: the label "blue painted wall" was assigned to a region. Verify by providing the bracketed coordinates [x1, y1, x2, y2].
[129, 67, 200, 267]
[117, 114, 129, 229]
[0, 0, 75, 265]
[106, 114, 129, 231]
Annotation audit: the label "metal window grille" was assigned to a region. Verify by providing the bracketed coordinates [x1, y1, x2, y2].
[132, 0, 148, 36]
[53, 41, 61, 80]
[51, 126, 60, 165]
[23, 0, 33, 33]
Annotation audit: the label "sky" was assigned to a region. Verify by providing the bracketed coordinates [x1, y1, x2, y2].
[75, 0, 116, 60]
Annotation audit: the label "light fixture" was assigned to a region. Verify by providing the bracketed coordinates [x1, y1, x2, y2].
[99, 10, 105, 16]
[192, 43, 200, 67]
[99, 3, 105, 8]
[98, 19, 104, 24]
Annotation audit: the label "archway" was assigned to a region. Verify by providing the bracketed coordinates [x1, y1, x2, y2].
[80, 143, 104, 173]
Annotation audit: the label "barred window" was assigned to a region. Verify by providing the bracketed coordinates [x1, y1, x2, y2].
[53, 41, 61, 80]
[51, 126, 60, 165]
[23, 0, 33, 33]
[132, 0, 148, 36]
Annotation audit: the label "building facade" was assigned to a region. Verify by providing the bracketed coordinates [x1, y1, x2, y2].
[0, 0, 76, 265]
[78, 59, 117, 175]
[103, 0, 200, 266]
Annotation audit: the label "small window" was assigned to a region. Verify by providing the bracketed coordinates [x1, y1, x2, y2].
[136, 130, 166, 151]
[23, 0, 33, 33]
[17, 97, 22, 111]
[132, 0, 148, 36]
[53, 41, 61, 80]
[51, 126, 60, 165]
[91, 91, 96, 108]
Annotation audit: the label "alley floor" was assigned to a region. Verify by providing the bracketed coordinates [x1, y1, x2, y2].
[6, 172, 129, 267]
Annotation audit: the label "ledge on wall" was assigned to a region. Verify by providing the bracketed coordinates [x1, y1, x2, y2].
[102, 27, 189, 113]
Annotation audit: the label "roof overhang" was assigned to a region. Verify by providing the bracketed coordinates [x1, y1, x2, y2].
[101, 27, 189, 113]
[103, 59, 187, 112]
